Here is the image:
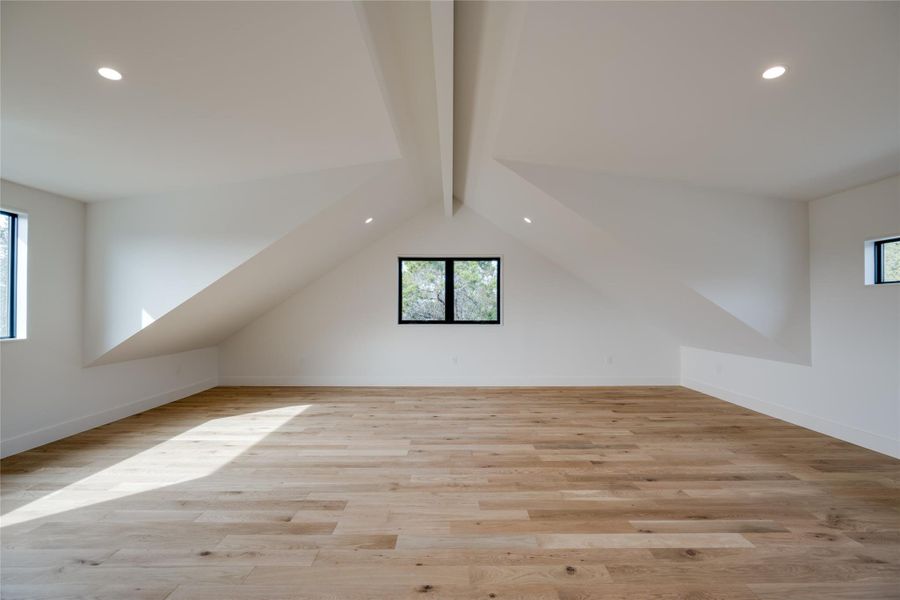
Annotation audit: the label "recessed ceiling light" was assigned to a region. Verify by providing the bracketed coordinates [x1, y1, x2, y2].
[97, 67, 123, 81]
[523, 217, 533, 224]
[762, 65, 786, 80]
[364, 217, 374, 224]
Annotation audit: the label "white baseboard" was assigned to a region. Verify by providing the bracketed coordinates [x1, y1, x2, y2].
[0, 376, 219, 458]
[682, 377, 900, 459]
[218, 374, 681, 387]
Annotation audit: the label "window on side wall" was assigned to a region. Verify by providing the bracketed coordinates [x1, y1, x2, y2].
[1, 210, 27, 340]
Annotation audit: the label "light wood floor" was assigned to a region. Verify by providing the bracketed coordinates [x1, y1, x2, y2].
[1, 386, 899, 600]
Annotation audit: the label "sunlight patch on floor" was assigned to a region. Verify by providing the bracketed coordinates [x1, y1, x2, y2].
[0, 404, 310, 527]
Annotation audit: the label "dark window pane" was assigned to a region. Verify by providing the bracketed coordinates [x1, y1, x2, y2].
[882, 240, 900, 283]
[454, 260, 499, 321]
[400, 260, 446, 321]
[0, 213, 11, 338]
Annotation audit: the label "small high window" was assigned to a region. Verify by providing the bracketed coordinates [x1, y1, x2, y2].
[1, 211, 19, 339]
[874, 237, 900, 284]
[399, 257, 500, 324]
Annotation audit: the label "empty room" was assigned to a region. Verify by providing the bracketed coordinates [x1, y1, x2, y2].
[1, 1, 899, 599]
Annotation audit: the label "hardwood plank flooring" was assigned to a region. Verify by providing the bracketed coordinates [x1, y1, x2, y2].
[1, 386, 898, 599]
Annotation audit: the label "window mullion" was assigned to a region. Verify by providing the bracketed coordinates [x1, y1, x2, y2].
[445, 259, 454, 323]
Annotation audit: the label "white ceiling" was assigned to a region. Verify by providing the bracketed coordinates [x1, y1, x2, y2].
[1, 1, 400, 201]
[495, 1, 900, 201]
[3, 1, 897, 204]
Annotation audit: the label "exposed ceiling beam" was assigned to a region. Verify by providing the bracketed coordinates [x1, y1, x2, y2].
[431, 1, 454, 216]
[355, 1, 452, 214]
[452, 0, 524, 207]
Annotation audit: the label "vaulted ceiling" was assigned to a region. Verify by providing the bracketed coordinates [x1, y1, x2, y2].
[1, 2, 401, 201]
[493, 1, 900, 201]
[1, 1, 897, 366]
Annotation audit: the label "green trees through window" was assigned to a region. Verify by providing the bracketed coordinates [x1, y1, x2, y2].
[400, 260, 445, 321]
[454, 260, 499, 321]
[399, 257, 500, 324]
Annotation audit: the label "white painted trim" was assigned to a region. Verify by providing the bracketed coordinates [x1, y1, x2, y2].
[682, 377, 900, 459]
[219, 375, 680, 387]
[0, 376, 218, 458]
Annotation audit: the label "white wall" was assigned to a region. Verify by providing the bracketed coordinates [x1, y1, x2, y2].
[682, 175, 900, 458]
[83, 162, 387, 363]
[86, 161, 431, 367]
[219, 205, 680, 385]
[0, 180, 218, 457]
[500, 161, 811, 361]
[465, 161, 808, 364]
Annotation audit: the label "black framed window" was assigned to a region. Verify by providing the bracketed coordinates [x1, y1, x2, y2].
[0, 210, 18, 339]
[874, 237, 900, 284]
[399, 257, 500, 324]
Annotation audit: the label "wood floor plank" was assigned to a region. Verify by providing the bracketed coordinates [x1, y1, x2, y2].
[2, 385, 898, 599]
[554, 585, 759, 600]
[469, 564, 612, 585]
[535, 532, 754, 549]
[628, 519, 789, 533]
[749, 582, 900, 599]
[0, 583, 176, 600]
[165, 583, 562, 600]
